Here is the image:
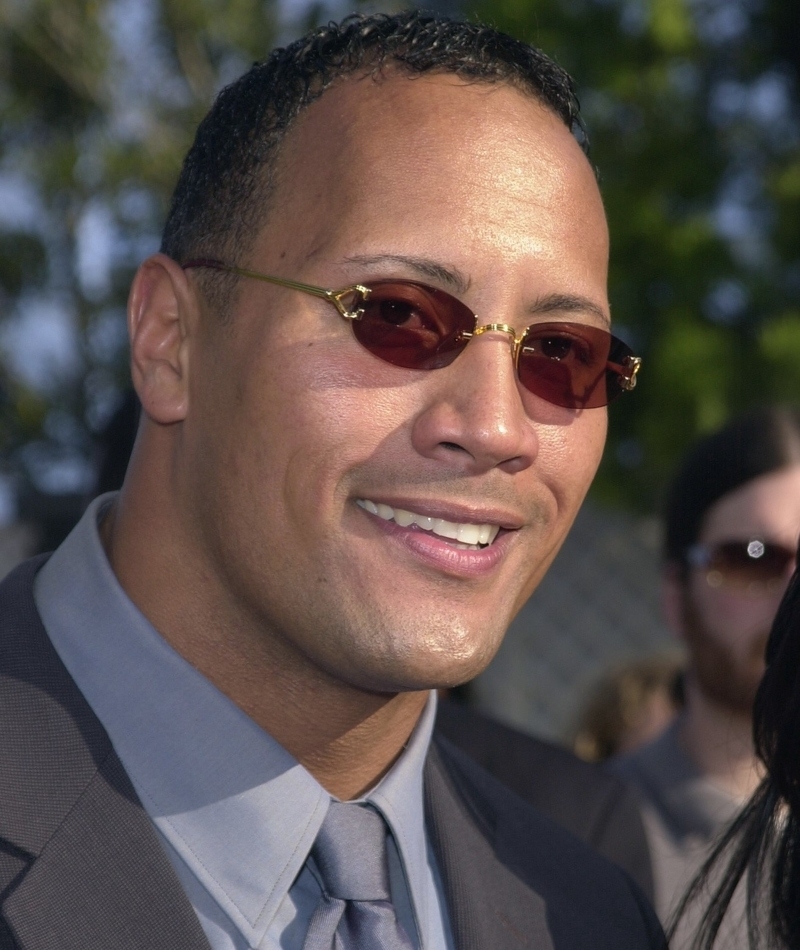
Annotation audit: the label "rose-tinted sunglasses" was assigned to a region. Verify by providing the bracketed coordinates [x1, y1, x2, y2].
[183, 259, 642, 410]
[687, 539, 797, 595]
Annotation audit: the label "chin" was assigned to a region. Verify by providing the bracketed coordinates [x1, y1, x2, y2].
[358, 639, 500, 694]
[313, 609, 508, 694]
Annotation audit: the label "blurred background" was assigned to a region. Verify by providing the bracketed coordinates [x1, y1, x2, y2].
[1, 0, 798, 744]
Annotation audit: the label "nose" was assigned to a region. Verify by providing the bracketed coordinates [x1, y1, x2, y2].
[410, 329, 539, 475]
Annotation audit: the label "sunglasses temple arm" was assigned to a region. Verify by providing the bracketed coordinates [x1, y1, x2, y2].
[222, 266, 337, 302]
[182, 259, 369, 320]
[183, 258, 334, 300]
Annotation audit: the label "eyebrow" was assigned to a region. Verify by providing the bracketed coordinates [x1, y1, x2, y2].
[529, 293, 611, 328]
[341, 254, 471, 295]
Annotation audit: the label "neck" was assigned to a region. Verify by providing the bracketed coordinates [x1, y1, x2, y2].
[679, 676, 763, 800]
[293, 691, 430, 799]
[181, 626, 430, 799]
[104, 463, 431, 802]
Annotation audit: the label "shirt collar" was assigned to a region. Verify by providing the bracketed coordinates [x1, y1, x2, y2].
[34, 493, 438, 946]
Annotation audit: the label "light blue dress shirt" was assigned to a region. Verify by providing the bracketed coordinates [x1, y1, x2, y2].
[34, 494, 453, 950]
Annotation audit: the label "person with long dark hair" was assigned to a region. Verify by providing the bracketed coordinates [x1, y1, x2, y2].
[610, 406, 800, 947]
[673, 565, 800, 948]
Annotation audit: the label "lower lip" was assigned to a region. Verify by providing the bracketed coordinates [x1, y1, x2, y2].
[359, 508, 510, 578]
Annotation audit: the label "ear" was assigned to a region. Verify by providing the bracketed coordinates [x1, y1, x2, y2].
[661, 562, 689, 642]
[128, 254, 197, 424]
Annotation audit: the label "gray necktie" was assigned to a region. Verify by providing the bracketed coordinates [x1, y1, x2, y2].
[302, 801, 416, 950]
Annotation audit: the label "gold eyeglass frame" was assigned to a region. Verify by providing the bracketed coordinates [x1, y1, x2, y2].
[182, 258, 642, 393]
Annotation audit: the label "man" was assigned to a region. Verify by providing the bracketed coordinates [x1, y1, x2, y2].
[0, 13, 659, 950]
[611, 406, 800, 945]
[90, 392, 656, 895]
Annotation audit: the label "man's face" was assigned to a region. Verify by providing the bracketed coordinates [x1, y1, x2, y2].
[678, 464, 800, 712]
[180, 73, 610, 694]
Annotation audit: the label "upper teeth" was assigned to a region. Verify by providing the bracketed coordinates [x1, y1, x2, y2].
[357, 499, 500, 546]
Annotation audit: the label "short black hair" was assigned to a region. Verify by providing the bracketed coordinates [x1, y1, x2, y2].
[664, 405, 800, 566]
[160, 11, 584, 314]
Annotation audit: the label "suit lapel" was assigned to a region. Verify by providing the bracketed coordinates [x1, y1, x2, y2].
[424, 740, 555, 950]
[4, 752, 211, 950]
[0, 559, 211, 950]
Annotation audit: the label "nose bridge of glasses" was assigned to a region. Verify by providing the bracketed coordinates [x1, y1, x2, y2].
[466, 323, 523, 361]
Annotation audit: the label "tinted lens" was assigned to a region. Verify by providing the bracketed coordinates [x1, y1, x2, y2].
[349, 283, 634, 410]
[517, 323, 633, 409]
[350, 280, 474, 370]
[702, 540, 795, 593]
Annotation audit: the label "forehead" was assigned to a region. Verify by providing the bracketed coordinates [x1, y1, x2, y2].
[254, 71, 607, 288]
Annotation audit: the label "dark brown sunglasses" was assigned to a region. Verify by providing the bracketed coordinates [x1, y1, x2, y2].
[183, 259, 642, 410]
[687, 539, 797, 594]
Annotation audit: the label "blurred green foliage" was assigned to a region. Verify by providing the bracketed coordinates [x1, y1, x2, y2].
[0, 0, 799, 512]
[0, 0, 282, 495]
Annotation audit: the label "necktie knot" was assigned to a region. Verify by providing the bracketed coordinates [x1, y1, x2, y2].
[303, 801, 415, 950]
[311, 802, 391, 902]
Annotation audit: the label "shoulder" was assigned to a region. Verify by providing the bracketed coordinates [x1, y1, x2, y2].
[427, 734, 666, 949]
[0, 554, 105, 748]
[608, 721, 693, 804]
[435, 700, 654, 897]
[0, 555, 113, 860]
[436, 699, 634, 805]
[0, 554, 51, 647]
[0, 558, 214, 950]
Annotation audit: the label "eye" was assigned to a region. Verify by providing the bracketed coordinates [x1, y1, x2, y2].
[523, 329, 597, 367]
[364, 283, 444, 333]
[539, 335, 575, 361]
[374, 297, 429, 329]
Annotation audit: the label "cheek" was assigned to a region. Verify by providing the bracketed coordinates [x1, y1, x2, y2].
[269, 375, 417, 532]
[690, 583, 778, 645]
[212, 310, 420, 516]
[533, 411, 607, 506]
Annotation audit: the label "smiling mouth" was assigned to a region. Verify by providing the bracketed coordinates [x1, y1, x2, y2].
[356, 499, 501, 550]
